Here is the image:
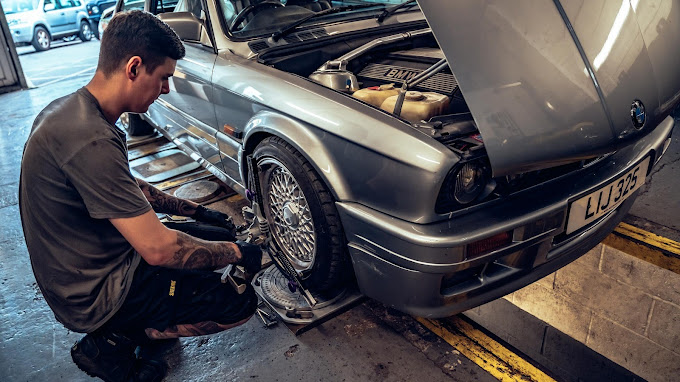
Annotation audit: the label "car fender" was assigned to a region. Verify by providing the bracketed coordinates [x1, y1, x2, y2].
[241, 110, 352, 201]
[77, 12, 89, 23]
[33, 20, 52, 37]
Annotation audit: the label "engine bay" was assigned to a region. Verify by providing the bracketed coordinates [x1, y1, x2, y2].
[259, 29, 476, 147]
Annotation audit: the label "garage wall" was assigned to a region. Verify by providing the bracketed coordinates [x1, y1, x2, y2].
[0, 4, 27, 93]
[465, 243, 680, 382]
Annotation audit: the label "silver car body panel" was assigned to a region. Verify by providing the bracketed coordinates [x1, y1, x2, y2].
[342, 116, 673, 317]
[417, 0, 680, 176]
[142, 0, 678, 317]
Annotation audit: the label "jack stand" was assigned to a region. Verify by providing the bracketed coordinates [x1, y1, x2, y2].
[252, 266, 365, 335]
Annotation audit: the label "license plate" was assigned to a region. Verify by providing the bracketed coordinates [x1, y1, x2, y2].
[566, 157, 650, 234]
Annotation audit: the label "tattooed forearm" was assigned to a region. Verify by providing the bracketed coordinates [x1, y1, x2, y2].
[163, 230, 240, 270]
[136, 178, 198, 216]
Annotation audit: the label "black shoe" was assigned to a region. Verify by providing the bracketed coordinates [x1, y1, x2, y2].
[71, 332, 166, 382]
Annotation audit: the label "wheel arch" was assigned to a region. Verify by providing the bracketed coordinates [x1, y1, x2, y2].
[33, 23, 51, 36]
[241, 111, 352, 202]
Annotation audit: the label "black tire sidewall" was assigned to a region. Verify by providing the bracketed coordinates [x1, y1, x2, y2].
[126, 113, 155, 136]
[79, 21, 92, 41]
[32, 27, 50, 51]
[254, 137, 347, 292]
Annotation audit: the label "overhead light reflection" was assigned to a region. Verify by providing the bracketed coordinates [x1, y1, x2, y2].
[243, 86, 264, 102]
[416, 155, 440, 165]
[593, 0, 630, 70]
[285, 102, 339, 126]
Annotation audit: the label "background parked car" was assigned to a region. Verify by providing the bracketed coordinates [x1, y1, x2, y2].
[2, 0, 93, 51]
[84, 0, 115, 38]
[96, 3, 113, 38]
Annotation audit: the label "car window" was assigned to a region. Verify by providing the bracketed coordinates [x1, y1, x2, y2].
[43, 0, 56, 10]
[156, 0, 178, 13]
[121, 0, 144, 11]
[218, 0, 410, 39]
[57, 0, 77, 8]
[173, 0, 201, 19]
[2, 0, 39, 13]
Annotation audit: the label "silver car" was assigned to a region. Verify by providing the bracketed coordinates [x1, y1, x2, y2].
[130, 0, 677, 317]
[3, 0, 92, 51]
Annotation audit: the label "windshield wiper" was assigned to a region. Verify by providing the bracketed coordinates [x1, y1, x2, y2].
[271, 3, 386, 42]
[377, 0, 418, 23]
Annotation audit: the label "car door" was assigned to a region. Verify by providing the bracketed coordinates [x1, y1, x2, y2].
[152, 1, 220, 172]
[156, 43, 220, 170]
[56, 0, 80, 33]
[43, 0, 68, 34]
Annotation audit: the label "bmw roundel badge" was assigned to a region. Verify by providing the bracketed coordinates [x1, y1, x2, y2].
[630, 100, 646, 129]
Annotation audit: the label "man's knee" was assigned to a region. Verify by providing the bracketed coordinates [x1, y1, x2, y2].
[218, 285, 258, 325]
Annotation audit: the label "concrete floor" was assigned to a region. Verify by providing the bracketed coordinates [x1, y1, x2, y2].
[0, 43, 497, 382]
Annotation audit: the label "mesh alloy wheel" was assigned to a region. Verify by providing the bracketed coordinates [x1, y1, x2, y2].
[254, 136, 349, 292]
[259, 157, 317, 272]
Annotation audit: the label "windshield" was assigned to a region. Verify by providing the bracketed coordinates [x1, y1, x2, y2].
[218, 0, 414, 39]
[2, 0, 39, 14]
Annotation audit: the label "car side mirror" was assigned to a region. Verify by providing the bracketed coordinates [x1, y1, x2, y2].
[44, 3, 55, 11]
[158, 12, 204, 43]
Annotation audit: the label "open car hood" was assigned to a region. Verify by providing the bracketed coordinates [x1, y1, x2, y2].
[418, 0, 680, 176]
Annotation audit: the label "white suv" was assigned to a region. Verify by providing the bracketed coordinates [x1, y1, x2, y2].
[3, 0, 92, 51]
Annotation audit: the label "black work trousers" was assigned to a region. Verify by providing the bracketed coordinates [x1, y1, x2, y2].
[97, 221, 257, 344]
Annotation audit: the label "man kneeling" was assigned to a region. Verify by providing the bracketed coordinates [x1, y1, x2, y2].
[19, 10, 261, 382]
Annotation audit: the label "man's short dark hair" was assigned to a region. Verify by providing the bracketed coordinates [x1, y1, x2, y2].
[98, 10, 185, 76]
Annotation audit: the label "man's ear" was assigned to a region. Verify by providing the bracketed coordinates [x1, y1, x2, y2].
[126, 56, 143, 80]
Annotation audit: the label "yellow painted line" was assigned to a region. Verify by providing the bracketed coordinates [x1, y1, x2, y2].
[613, 222, 680, 255]
[416, 316, 556, 382]
[601, 223, 680, 275]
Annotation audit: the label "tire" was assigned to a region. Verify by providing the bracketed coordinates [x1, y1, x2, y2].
[119, 113, 155, 136]
[79, 21, 93, 42]
[31, 26, 50, 51]
[253, 136, 349, 293]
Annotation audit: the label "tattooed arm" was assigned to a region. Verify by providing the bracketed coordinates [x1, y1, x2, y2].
[110, 210, 241, 270]
[164, 230, 240, 269]
[136, 178, 199, 217]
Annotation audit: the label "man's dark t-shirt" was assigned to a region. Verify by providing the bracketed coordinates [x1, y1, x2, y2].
[19, 88, 152, 333]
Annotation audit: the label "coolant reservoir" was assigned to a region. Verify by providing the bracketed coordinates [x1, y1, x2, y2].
[352, 84, 400, 107]
[381, 91, 450, 123]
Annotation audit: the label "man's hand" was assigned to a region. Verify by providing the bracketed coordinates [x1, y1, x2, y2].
[194, 205, 236, 232]
[235, 240, 263, 275]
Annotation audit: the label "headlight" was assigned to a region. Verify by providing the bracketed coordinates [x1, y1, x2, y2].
[92, 5, 100, 13]
[435, 159, 493, 213]
[453, 161, 488, 204]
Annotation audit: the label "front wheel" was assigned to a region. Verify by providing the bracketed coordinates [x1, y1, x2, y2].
[253, 137, 349, 293]
[118, 113, 155, 136]
[31, 26, 50, 51]
[79, 21, 93, 42]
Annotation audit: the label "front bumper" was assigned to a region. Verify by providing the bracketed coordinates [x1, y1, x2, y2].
[9, 25, 33, 44]
[338, 115, 674, 318]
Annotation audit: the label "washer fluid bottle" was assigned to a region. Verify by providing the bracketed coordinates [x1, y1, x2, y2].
[381, 91, 450, 123]
[352, 84, 400, 107]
